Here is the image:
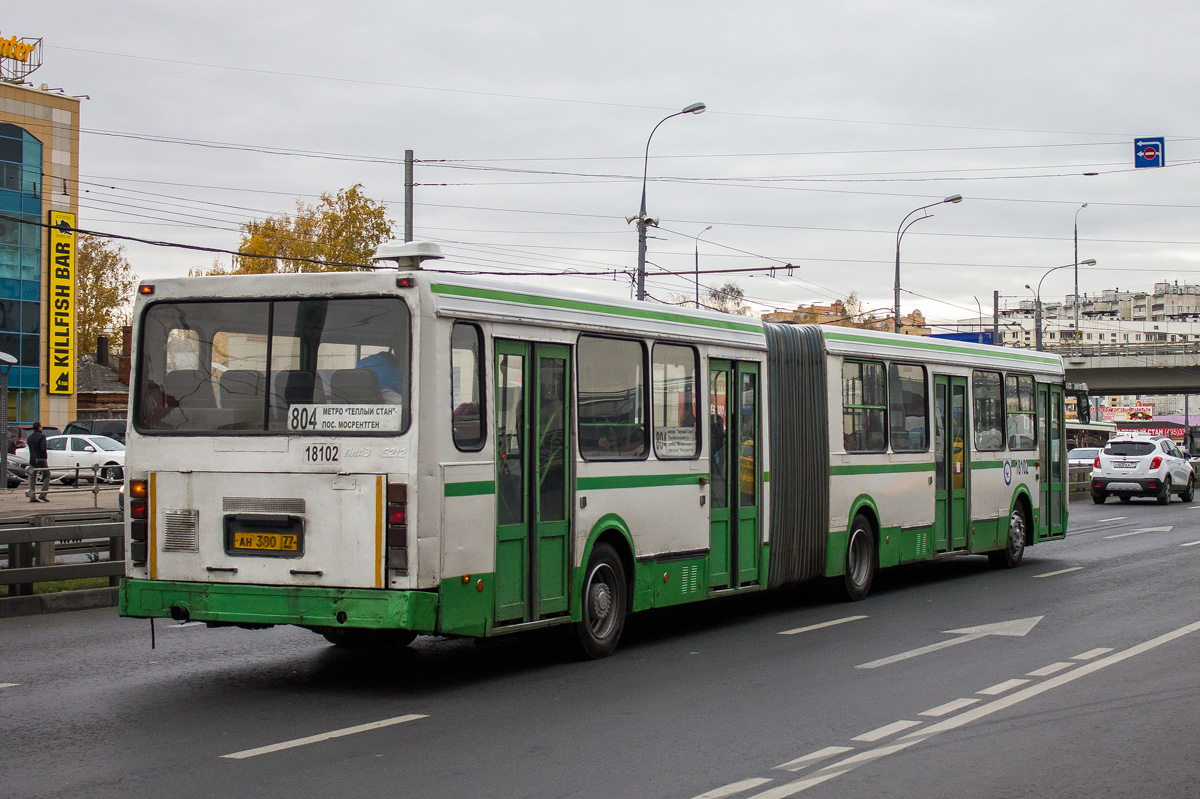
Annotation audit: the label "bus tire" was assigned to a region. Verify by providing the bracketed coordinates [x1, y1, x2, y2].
[840, 514, 876, 601]
[321, 629, 417, 649]
[989, 506, 1027, 569]
[573, 542, 627, 659]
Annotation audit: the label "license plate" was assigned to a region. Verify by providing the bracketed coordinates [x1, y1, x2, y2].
[1116, 461, 1137, 469]
[232, 531, 299, 552]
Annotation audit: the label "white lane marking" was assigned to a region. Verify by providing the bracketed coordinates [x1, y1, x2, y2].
[1033, 567, 1083, 578]
[978, 678, 1030, 696]
[1181, 541, 1200, 547]
[1097, 516, 1127, 522]
[1027, 661, 1074, 677]
[856, 616, 1042, 669]
[776, 746, 853, 772]
[778, 615, 867, 636]
[0, 682, 18, 688]
[1105, 525, 1173, 540]
[169, 621, 204, 629]
[691, 778, 774, 798]
[221, 713, 427, 759]
[919, 697, 979, 718]
[1072, 647, 1114, 661]
[745, 619, 1200, 799]
[851, 720, 920, 743]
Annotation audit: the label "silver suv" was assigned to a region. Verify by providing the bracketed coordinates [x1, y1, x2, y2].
[1091, 435, 1195, 504]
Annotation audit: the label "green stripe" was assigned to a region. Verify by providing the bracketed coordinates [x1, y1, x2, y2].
[431, 283, 764, 334]
[973, 460, 1005, 469]
[763, 471, 770, 483]
[444, 480, 496, 497]
[577, 473, 703, 490]
[831, 462, 936, 476]
[822, 329, 1061, 367]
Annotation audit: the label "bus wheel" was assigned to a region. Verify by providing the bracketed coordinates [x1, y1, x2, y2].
[573, 542, 627, 659]
[989, 507, 1027, 569]
[841, 515, 876, 601]
[321, 629, 417, 649]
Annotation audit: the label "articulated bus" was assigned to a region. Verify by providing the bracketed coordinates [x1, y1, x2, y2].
[119, 245, 1068, 658]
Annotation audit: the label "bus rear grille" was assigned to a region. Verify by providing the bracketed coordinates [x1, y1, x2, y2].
[222, 497, 306, 515]
[162, 509, 199, 552]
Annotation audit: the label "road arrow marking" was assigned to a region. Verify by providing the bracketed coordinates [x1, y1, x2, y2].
[856, 616, 1043, 669]
[1105, 525, 1173, 540]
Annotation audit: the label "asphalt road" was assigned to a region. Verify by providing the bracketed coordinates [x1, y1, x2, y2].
[3, 496, 1198, 799]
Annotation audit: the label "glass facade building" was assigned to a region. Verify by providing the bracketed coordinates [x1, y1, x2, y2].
[0, 122, 42, 422]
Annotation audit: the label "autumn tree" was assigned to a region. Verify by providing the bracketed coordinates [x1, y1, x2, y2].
[706, 281, 751, 316]
[206, 184, 395, 275]
[76, 234, 136, 356]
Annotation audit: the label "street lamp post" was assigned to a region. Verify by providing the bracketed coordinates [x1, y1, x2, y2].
[0, 351, 14, 490]
[1073, 203, 1088, 342]
[1030, 259, 1097, 350]
[894, 194, 963, 333]
[693, 225, 712, 308]
[630, 102, 706, 302]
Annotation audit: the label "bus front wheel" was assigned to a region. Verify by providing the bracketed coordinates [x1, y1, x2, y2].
[573, 542, 627, 659]
[841, 515, 876, 601]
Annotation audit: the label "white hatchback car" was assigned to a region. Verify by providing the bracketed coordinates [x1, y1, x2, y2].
[1091, 435, 1194, 504]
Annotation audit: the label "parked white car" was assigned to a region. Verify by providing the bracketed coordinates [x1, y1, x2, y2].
[1067, 447, 1101, 468]
[13, 434, 125, 484]
[1091, 435, 1194, 504]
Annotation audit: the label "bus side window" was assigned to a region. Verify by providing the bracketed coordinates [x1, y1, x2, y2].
[451, 323, 486, 451]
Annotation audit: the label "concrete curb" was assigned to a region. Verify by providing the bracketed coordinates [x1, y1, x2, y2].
[0, 586, 117, 618]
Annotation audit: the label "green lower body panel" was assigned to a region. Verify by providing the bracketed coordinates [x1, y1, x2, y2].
[119, 578, 439, 633]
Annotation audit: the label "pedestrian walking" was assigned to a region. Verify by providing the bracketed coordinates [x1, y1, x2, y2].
[27, 421, 49, 502]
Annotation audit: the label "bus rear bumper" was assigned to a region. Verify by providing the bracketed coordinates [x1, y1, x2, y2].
[118, 578, 438, 633]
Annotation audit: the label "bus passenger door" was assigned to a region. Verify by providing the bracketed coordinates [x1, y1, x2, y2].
[933, 374, 969, 552]
[1038, 384, 1066, 540]
[708, 360, 761, 590]
[494, 341, 571, 624]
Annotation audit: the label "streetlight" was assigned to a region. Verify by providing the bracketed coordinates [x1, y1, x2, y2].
[1030, 259, 1097, 350]
[894, 194, 963, 333]
[0, 350, 15, 490]
[629, 102, 706, 301]
[1073, 203, 1088, 340]
[693, 225, 712, 308]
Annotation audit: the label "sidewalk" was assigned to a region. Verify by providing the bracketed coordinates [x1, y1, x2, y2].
[0, 481, 122, 520]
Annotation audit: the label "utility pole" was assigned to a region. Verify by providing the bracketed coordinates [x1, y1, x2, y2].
[993, 290, 999, 345]
[404, 149, 414, 243]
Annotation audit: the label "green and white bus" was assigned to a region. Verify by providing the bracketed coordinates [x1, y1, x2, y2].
[119, 243, 1067, 657]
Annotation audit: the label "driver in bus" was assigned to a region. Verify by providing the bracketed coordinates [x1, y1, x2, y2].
[355, 349, 404, 403]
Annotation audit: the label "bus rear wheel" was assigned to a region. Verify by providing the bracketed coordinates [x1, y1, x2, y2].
[989, 506, 1027, 569]
[572, 542, 627, 659]
[840, 514, 876, 601]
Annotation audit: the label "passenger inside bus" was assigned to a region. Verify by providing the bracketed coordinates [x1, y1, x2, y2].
[354, 349, 404, 403]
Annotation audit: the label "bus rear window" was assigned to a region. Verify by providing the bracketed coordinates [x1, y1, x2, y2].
[134, 297, 411, 435]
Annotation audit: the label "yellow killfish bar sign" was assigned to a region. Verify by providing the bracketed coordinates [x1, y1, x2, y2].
[48, 211, 75, 395]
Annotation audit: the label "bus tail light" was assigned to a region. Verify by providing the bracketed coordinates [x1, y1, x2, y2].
[130, 520, 148, 565]
[387, 483, 408, 574]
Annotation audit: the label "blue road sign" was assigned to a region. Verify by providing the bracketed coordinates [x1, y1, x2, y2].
[1135, 137, 1165, 168]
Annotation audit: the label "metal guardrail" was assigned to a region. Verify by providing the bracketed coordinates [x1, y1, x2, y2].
[0, 512, 124, 596]
[18, 464, 121, 508]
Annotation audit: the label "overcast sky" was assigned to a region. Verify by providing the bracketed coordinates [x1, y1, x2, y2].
[12, 1, 1200, 328]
